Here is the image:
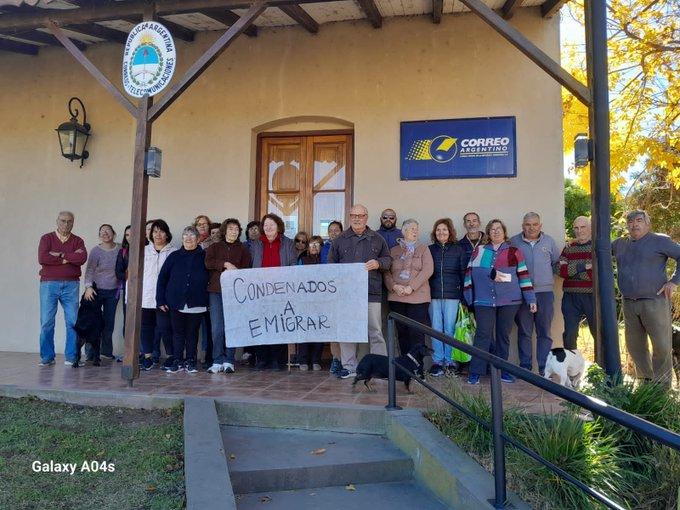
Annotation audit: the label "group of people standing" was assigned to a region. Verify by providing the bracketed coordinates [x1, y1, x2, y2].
[37, 205, 679, 388]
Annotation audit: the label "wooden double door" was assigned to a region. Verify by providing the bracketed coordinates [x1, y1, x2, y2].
[257, 133, 353, 238]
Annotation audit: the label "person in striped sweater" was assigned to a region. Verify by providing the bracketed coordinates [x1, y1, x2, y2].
[464, 219, 536, 385]
[556, 216, 596, 359]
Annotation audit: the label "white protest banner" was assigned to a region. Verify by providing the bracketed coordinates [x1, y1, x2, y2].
[220, 263, 368, 347]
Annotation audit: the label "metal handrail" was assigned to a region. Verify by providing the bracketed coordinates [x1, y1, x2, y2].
[385, 312, 680, 510]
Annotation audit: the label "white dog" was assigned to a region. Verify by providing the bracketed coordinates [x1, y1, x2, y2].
[544, 348, 586, 389]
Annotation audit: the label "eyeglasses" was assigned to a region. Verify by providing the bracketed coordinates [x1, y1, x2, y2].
[381, 215, 396, 220]
[350, 214, 367, 219]
[309, 242, 321, 248]
[295, 239, 306, 244]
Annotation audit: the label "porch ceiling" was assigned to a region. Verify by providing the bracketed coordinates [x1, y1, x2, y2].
[0, 0, 568, 54]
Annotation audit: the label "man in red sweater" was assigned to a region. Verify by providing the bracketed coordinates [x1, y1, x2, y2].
[556, 216, 595, 360]
[38, 211, 87, 366]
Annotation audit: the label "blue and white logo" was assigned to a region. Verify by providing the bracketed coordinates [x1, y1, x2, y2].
[122, 22, 176, 98]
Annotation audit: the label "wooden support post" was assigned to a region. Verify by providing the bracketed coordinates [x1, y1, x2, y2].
[46, 22, 137, 116]
[356, 0, 382, 28]
[501, 0, 522, 20]
[121, 95, 152, 385]
[432, 0, 443, 24]
[147, 1, 266, 122]
[279, 5, 318, 34]
[456, 0, 591, 106]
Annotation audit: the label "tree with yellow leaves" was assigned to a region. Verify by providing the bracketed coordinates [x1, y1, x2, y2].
[562, 0, 679, 192]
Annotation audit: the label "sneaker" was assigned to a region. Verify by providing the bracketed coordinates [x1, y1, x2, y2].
[141, 357, 154, 371]
[329, 358, 342, 375]
[102, 354, 116, 361]
[428, 364, 444, 377]
[299, 364, 309, 371]
[152, 357, 160, 365]
[185, 361, 198, 374]
[223, 363, 235, 374]
[338, 369, 357, 379]
[65, 360, 84, 367]
[501, 372, 516, 383]
[39, 359, 55, 366]
[162, 357, 175, 372]
[467, 374, 481, 385]
[166, 360, 180, 373]
[207, 363, 223, 374]
[312, 363, 322, 371]
[202, 359, 212, 370]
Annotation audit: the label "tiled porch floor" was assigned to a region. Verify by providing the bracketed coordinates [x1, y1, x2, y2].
[0, 352, 564, 413]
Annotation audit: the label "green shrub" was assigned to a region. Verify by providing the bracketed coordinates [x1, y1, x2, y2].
[580, 365, 680, 509]
[507, 413, 635, 509]
[426, 375, 680, 509]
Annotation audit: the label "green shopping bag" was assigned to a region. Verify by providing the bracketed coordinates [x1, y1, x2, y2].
[452, 304, 475, 363]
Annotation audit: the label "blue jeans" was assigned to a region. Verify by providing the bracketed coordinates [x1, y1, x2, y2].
[429, 299, 459, 366]
[516, 291, 554, 372]
[39, 281, 79, 363]
[209, 292, 235, 364]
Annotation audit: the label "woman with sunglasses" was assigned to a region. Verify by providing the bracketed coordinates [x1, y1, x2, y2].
[293, 231, 309, 263]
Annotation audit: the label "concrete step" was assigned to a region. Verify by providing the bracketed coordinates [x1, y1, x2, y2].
[235, 481, 450, 510]
[222, 425, 413, 494]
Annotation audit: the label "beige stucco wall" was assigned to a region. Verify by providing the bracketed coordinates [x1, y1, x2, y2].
[0, 8, 564, 359]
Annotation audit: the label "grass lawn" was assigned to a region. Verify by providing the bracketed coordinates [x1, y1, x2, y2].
[0, 397, 185, 510]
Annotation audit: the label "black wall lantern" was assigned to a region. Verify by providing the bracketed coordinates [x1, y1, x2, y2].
[56, 97, 91, 168]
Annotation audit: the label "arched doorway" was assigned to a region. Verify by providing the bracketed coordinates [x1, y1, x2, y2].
[255, 129, 353, 238]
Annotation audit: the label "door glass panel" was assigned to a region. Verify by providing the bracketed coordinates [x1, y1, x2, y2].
[268, 145, 301, 191]
[268, 192, 299, 238]
[313, 144, 345, 191]
[313, 192, 345, 237]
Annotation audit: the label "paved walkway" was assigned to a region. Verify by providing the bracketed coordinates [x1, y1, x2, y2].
[0, 352, 563, 412]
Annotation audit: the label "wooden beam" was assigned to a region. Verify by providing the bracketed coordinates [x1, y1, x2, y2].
[0, 37, 38, 55]
[147, 1, 266, 122]
[541, 0, 569, 18]
[501, 0, 521, 19]
[121, 94, 151, 384]
[46, 22, 137, 116]
[198, 8, 257, 37]
[0, 0, 314, 33]
[456, 0, 591, 105]
[356, 0, 382, 28]
[66, 23, 129, 44]
[122, 16, 195, 42]
[432, 0, 443, 24]
[279, 4, 318, 34]
[15, 29, 88, 50]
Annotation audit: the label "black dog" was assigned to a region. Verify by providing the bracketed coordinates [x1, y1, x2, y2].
[672, 325, 680, 383]
[73, 289, 104, 368]
[353, 343, 431, 393]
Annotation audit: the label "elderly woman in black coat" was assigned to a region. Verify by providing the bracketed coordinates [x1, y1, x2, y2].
[156, 226, 209, 374]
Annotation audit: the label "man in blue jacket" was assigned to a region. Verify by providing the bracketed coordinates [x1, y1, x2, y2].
[613, 210, 680, 387]
[510, 212, 560, 374]
[376, 208, 402, 250]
